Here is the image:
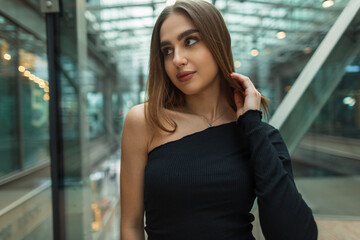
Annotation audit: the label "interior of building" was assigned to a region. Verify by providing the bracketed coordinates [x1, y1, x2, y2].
[0, 0, 359, 239]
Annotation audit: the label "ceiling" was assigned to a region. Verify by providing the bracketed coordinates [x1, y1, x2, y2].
[85, 0, 350, 91]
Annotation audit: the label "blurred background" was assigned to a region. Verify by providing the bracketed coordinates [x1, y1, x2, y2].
[0, 0, 359, 239]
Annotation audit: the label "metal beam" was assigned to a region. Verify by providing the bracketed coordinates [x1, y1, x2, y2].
[241, 0, 343, 12]
[95, 11, 324, 25]
[86, 1, 166, 11]
[96, 26, 153, 33]
[95, 15, 155, 23]
[225, 10, 325, 25]
[228, 25, 327, 33]
[96, 22, 325, 35]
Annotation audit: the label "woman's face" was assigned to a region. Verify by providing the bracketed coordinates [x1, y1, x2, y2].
[159, 12, 220, 96]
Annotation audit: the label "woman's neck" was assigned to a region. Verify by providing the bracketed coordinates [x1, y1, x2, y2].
[183, 83, 231, 122]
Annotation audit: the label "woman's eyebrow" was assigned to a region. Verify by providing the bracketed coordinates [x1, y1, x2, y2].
[177, 29, 199, 41]
[160, 29, 199, 47]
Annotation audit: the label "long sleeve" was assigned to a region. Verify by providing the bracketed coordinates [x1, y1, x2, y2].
[237, 110, 318, 240]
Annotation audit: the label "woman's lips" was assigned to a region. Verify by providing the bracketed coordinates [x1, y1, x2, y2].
[176, 71, 195, 82]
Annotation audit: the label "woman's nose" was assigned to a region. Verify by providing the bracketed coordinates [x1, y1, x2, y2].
[173, 49, 187, 67]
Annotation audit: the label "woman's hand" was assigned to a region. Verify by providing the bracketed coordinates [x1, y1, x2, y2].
[230, 72, 261, 118]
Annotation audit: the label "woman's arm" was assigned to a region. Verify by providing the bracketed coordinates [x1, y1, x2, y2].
[230, 72, 317, 239]
[237, 110, 318, 240]
[120, 104, 149, 240]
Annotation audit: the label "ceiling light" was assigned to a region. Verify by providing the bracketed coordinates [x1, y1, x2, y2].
[39, 82, 46, 88]
[322, 0, 334, 8]
[235, 61, 242, 68]
[276, 31, 286, 39]
[18, 66, 25, 72]
[4, 53, 11, 60]
[250, 49, 259, 57]
[343, 96, 356, 107]
[24, 70, 31, 77]
[43, 93, 50, 101]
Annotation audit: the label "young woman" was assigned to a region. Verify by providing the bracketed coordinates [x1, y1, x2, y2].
[120, 1, 318, 239]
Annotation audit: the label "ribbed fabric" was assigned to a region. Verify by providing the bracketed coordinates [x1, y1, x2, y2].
[144, 110, 318, 240]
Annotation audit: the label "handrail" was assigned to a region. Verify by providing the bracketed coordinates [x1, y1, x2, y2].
[0, 162, 50, 187]
[0, 181, 51, 217]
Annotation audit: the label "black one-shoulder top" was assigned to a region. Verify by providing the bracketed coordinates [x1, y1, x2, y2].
[144, 110, 317, 240]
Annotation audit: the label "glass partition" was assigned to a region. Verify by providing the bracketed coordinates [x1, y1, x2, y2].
[0, 15, 20, 178]
[0, 4, 53, 239]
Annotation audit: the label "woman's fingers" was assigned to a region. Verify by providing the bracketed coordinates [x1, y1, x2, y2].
[230, 72, 262, 116]
[230, 73, 256, 92]
[234, 89, 244, 108]
[230, 72, 261, 96]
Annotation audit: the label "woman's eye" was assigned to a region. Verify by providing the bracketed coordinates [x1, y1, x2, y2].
[163, 48, 173, 56]
[186, 38, 198, 46]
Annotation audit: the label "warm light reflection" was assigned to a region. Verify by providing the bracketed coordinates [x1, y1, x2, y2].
[251, 49, 259, 57]
[30, 74, 36, 80]
[24, 70, 31, 77]
[45, 81, 49, 86]
[4, 53, 11, 60]
[276, 31, 286, 39]
[235, 61, 242, 68]
[18, 66, 25, 72]
[303, 47, 312, 54]
[322, 0, 334, 8]
[44, 86, 49, 93]
[34, 77, 40, 83]
[39, 82, 46, 88]
[91, 203, 102, 231]
[43, 93, 50, 101]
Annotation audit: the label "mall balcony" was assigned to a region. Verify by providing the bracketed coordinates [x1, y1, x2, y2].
[0, 0, 359, 239]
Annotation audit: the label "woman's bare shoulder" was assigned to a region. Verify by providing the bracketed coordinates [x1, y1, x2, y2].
[125, 103, 153, 129]
[123, 104, 150, 143]
[122, 104, 158, 160]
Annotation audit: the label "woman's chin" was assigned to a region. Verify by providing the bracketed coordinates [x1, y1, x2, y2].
[178, 88, 201, 96]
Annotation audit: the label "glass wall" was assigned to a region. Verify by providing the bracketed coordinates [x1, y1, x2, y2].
[281, 8, 360, 238]
[0, 3, 53, 239]
[0, 15, 20, 177]
[309, 57, 360, 139]
[291, 53, 360, 239]
[55, 0, 121, 238]
[20, 31, 50, 168]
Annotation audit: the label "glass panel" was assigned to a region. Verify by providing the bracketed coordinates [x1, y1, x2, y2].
[19, 30, 50, 168]
[290, 17, 360, 240]
[57, 0, 120, 238]
[90, 151, 120, 239]
[86, 59, 105, 140]
[0, 5, 53, 240]
[0, 16, 20, 177]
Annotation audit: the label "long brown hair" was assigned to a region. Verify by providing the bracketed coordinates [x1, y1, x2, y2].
[145, 0, 269, 133]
